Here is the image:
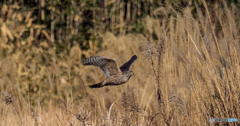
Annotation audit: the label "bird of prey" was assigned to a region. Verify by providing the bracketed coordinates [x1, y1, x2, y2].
[82, 55, 137, 88]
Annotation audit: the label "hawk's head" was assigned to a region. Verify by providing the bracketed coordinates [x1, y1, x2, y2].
[124, 71, 134, 79]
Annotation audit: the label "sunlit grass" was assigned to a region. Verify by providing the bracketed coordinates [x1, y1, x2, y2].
[0, 2, 240, 126]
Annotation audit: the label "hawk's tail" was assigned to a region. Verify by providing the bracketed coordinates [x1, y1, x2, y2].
[89, 82, 104, 88]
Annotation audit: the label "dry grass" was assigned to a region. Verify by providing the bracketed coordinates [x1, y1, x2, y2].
[0, 2, 240, 126]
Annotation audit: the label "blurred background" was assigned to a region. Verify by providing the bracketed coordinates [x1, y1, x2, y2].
[0, 0, 240, 125]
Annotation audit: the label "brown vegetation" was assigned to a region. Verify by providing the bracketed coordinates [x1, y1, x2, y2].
[0, 1, 240, 126]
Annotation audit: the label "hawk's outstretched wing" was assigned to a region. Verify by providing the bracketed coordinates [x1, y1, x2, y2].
[88, 82, 104, 88]
[82, 56, 121, 77]
[120, 55, 137, 72]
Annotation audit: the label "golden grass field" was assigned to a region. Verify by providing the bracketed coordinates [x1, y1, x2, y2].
[0, 2, 240, 126]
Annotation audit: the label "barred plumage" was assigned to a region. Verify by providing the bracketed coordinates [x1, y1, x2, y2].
[83, 56, 109, 66]
[82, 55, 137, 88]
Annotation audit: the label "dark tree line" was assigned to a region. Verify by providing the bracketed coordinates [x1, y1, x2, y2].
[0, 0, 239, 52]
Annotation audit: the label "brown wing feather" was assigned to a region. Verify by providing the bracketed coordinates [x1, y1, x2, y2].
[89, 82, 104, 88]
[103, 60, 121, 76]
[83, 56, 121, 77]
